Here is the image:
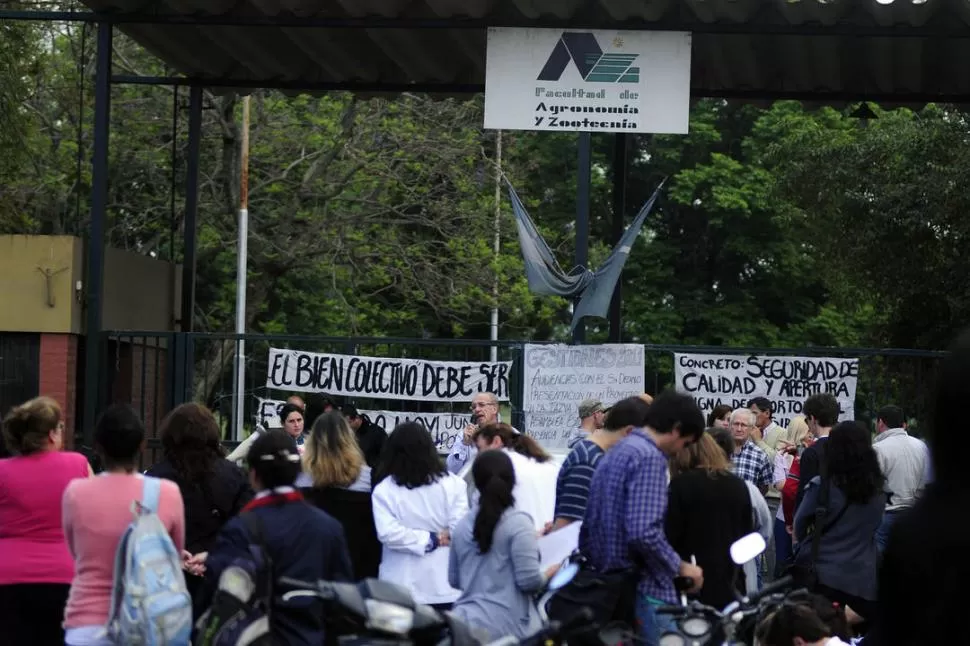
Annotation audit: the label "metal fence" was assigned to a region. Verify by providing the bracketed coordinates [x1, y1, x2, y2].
[93, 332, 945, 466]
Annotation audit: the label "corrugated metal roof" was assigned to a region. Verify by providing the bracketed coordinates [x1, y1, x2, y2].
[79, 0, 970, 101]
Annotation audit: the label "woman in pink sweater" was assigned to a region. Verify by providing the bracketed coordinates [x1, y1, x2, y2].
[62, 404, 185, 646]
[0, 396, 91, 646]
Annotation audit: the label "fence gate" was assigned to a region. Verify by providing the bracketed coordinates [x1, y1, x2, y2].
[92, 332, 943, 468]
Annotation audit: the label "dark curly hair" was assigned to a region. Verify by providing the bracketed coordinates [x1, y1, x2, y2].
[374, 422, 446, 489]
[824, 420, 885, 504]
[159, 403, 226, 484]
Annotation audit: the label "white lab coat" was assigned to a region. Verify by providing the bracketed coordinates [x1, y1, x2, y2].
[467, 449, 559, 532]
[506, 451, 558, 532]
[371, 472, 469, 605]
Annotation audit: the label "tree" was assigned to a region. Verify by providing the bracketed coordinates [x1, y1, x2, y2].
[766, 102, 970, 349]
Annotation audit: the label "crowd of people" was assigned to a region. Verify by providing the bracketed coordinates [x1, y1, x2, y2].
[1, 327, 968, 646]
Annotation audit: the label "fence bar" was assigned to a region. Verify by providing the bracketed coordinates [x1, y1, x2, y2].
[81, 22, 112, 447]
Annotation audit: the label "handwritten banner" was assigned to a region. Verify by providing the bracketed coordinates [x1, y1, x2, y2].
[257, 398, 468, 453]
[266, 348, 512, 402]
[521, 344, 645, 451]
[674, 353, 859, 428]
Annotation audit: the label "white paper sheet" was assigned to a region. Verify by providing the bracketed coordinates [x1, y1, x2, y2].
[537, 522, 582, 569]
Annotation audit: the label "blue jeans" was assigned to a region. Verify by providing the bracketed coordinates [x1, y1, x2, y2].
[774, 517, 794, 577]
[875, 509, 900, 552]
[635, 595, 678, 646]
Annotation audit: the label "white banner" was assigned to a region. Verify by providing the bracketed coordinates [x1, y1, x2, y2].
[266, 348, 512, 403]
[673, 353, 859, 428]
[484, 28, 691, 134]
[521, 344, 645, 451]
[257, 398, 468, 453]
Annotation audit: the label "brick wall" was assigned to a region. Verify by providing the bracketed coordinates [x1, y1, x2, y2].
[38, 333, 79, 448]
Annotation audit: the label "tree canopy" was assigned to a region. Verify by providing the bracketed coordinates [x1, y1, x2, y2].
[0, 25, 965, 354]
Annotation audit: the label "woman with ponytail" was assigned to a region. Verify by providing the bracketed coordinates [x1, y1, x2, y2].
[193, 430, 354, 645]
[448, 450, 557, 641]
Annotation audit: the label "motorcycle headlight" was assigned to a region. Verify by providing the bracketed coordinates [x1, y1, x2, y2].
[680, 616, 711, 638]
[658, 633, 686, 646]
[364, 599, 415, 636]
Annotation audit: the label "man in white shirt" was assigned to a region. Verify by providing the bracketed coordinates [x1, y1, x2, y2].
[872, 404, 928, 551]
[748, 396, 787, 462]
[446, 392, 503, 475]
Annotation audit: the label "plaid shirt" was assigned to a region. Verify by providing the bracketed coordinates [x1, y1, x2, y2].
[579, 429, 681, 603]
[733, 441, 773, 489]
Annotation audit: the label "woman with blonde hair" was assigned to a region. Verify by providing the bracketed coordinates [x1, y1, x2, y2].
[665, 432, 754, 607]
[298, 411, 380, 579]
[297, 410, 371, 492]
[0, 396, 91, 645]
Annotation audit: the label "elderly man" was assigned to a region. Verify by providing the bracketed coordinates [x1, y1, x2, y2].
[447, 391, 505, 475]
[730, 408, 773, 494]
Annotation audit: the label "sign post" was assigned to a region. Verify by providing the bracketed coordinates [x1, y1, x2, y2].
[485, 27, 691, 338]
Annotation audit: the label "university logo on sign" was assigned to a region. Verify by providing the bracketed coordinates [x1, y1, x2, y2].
[537, 32, 639, 84]
[484, 27, 689, 133]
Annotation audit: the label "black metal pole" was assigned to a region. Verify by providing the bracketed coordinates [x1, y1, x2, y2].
[573, 132, 591, 344]
[180, 86, 203, 333]
[81, 22, 112, 447]
[609, 133, 628, 342]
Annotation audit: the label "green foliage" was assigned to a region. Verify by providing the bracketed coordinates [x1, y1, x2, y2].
[1, 26, 967, 362]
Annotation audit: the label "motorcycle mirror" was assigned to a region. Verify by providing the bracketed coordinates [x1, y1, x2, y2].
[598, 622, 634, 646]
[548, 561, 580, 591]
[730, 532, 767, 565]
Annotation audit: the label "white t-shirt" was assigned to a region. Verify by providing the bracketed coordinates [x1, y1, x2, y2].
[467, 449, 559, 532]
[772, 452, 794, 521]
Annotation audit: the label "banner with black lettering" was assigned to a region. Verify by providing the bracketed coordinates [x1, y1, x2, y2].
[522, 343, 645, 451]
[256, 398, 467, 453]
[674, 353, 859, 427]
[266, 348, 512, 402]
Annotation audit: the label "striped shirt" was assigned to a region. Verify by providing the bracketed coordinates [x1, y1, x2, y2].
[554, 439, 605, 521]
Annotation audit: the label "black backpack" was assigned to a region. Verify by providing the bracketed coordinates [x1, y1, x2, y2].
[194, 513, 276, 646]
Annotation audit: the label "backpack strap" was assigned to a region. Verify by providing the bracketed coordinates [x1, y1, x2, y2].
[141, 476, 162, 514]
[106, 478, 155, 636]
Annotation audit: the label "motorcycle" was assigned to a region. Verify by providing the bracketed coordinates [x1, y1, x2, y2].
[276, 557, 587, 646]
[598, 532, 797, 646]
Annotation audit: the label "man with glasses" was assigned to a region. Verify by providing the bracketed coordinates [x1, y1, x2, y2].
[446, 392, 507, 475]
[730, 408, 773, 495]
[729, 408, 774, 587]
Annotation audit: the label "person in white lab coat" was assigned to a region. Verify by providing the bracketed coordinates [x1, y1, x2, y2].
[473, 424, 558, 532]
[372, 422, 469, 608]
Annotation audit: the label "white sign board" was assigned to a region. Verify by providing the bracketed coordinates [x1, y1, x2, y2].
[484, 27, 691, 134]
[257, 398, 468, 453]
[673, 353, 860, 428]
[522, 344, 645, 451]
[266, 348, 512, 403]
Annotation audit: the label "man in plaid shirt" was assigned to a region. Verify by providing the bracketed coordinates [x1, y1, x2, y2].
[579, 392, 706, 646]
[730, 408, 773, 494]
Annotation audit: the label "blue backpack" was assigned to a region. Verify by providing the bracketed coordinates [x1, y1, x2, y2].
[106, 476, 193, 645]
